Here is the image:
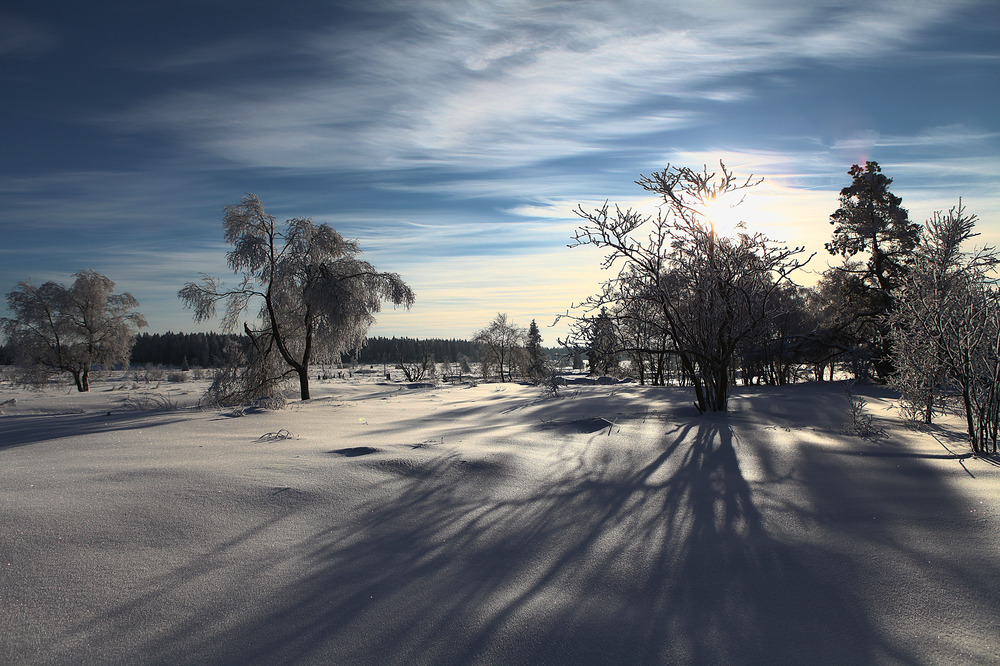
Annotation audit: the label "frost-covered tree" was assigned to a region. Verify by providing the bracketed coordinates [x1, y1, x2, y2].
[586, 308, 620, 376]
[568, 162, 811, 412]
[3, 270, 146, 391]
[808, 263, 878, 380]
[826, 161, 921, 379]
[890, 201, 1000, 453]
[179, 194, 414, 400]
[473, 313, 525, 382]
[525, 319, 547, 382]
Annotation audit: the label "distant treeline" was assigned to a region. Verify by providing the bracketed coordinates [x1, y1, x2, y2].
[354, 336, 563, 365]
[130, 332, 248, 368]
[0, 331, 564, 369]
[356, 337, 481, 365]
[121, 332, 560, 368]
[126, 332, 485, 368]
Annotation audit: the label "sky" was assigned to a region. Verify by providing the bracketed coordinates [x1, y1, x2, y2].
[2, 0, 999, 343]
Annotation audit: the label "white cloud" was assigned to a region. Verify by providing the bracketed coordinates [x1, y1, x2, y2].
[832, 126, 1000, 152]
[108, 1, 983, 173]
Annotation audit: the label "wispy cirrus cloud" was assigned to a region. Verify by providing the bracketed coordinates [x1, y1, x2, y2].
[831, 126, 1000, 152]
[107, 1, 982, 174]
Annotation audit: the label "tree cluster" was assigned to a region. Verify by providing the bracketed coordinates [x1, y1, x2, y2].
[565, 162, 812, 412]
[473, 313, 549, 383]
[565, 159, 1000, 453]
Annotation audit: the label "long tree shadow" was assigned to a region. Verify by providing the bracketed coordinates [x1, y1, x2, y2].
[116, 415, 923, 664]
[0, 409, 192, 449]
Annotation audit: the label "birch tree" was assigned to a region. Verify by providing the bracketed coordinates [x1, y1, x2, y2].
[179, 194, 414, 401]
[473, 313, 525, 382]
[3, 270, 146, 391]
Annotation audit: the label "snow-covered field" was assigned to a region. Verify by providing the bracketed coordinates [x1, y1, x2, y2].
[2, 373, 999, 664]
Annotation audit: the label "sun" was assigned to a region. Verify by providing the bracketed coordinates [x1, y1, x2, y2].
[701, 192, 747, 236]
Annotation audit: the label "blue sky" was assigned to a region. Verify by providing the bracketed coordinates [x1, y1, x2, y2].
[2, 0, 998, 342]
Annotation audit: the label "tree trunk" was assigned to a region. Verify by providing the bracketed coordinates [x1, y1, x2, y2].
[297, 367, 310, 400]
[962, 385, 980, 455]
[709, 364, 730, 412]
[71, 369, 85, 392]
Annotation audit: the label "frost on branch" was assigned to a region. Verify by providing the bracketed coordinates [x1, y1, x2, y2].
[180, 194, 414, 401]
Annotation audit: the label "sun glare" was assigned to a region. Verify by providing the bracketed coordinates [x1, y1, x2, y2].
[701, 193, 746, 236]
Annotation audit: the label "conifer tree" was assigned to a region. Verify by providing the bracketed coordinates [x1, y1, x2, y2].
[525, 319, 547, 381]
[826, 161, 921, 379]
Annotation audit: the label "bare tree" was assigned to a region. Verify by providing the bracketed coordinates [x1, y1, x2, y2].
[3, 270, 146, 391]
[179, 194, 414, 400]
[473, 313, 526, 382]
[397, 342, 436, 382]
[567, 162, 811, 412]
[890, 201, 1000, 453]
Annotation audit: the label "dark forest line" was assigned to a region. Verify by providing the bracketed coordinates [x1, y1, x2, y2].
[0, 332, 562, 369]
[124, 332, 513, 368]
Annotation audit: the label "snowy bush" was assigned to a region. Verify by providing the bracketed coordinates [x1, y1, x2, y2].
[121, 392, 178, 412]
[200, 340, 288, 409]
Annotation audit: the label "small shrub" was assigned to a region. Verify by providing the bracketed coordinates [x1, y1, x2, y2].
[539, 367, 564, 399]
[12, 365, 54, 391]
[121, 392, 178, 411]
[845, 384, 885, 439]
[167, 371, 189, 383]
[139, 364, 166, 383]
[200, 341, 287, 409]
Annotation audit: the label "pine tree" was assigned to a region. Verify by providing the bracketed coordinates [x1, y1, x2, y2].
[826, 161, 921, 379]
[525, 319, 547, 382]
[587, 308, 619, 376]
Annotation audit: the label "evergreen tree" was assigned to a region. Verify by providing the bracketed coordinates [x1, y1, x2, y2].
[587, 308, 620, 376]
[525, 319, 547, 381]
[826, 161, 921, 379]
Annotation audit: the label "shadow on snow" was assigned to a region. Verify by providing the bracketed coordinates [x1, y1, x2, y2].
[44, 384, 1000, 664]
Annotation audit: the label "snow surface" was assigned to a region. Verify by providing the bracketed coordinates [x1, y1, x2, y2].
[2, 374, 999, 664]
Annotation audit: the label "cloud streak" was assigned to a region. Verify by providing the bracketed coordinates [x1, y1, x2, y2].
[109, 1, 982, 173]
